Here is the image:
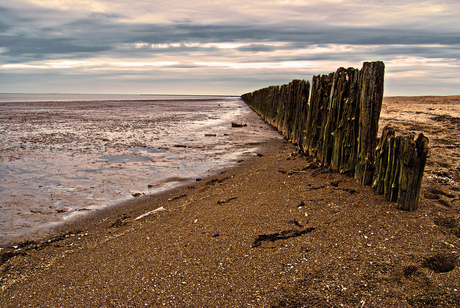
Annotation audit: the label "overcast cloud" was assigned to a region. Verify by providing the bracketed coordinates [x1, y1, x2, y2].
[1, 0, 459, 95]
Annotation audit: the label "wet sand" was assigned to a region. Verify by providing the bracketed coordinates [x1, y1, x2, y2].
[1, 96, 459, 307]
[0, 98, 282, 244]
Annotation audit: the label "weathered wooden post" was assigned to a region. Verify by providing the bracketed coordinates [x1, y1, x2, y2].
[303, 73, 333, 156]
[334, 67, 360, 175]
[291, 80, 309, 144]
[355, 61, 385, 185]
[323, 67, 360, 172]
[372, 126, 396, 195]
[387, 136, 402, 202]
[396, 133, 429, 210]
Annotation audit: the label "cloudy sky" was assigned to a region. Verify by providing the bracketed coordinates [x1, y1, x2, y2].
[0, 0, 459, 96]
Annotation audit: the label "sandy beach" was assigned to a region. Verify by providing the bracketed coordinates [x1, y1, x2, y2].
[1, 96, 459, 307]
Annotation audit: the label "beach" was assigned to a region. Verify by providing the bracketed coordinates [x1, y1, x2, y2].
[1, 95, 459, 307]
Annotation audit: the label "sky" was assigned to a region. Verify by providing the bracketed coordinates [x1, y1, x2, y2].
[0, 0, 459, 96]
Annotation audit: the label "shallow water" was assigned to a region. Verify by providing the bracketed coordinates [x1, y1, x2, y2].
[0, 96, 281, 244]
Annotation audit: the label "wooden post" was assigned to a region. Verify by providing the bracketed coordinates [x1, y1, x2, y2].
[303, 73, 333, 157]
[324, 67, 360, 172]
[355, 61, 385, 185]
[372, 126, 396, 195]
[396, 133, 429, 210]
[336, 67, 360, 175]
[292, 80, 310, 144]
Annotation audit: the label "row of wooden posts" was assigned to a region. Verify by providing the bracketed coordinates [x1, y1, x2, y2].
[241, 61, 429, 210]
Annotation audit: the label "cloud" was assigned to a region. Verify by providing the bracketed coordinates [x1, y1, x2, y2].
[1, 36, 111, 59]
[89, 12, 126, 19]
[0, 0, 459, 95]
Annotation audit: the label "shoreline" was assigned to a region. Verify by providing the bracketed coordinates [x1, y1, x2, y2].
[1, 96, 459, 307]
[0, 139, 276, 248]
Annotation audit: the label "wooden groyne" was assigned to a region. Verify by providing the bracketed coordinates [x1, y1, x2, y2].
[241, 61, 429, 210]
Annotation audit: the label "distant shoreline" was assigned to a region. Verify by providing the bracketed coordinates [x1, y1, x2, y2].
[0, 93, 239, 103]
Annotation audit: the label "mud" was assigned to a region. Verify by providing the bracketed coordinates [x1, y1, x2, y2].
[0, 97, 282, 244]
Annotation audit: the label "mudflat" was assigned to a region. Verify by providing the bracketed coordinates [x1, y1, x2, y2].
[0, 97, 281, 243]
[1, 96, 459, 307]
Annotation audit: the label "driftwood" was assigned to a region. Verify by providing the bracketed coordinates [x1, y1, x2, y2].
[252, 227, 315, 248]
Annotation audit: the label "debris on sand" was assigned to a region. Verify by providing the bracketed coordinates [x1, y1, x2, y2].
[216, 197, 237, 204]
[168, 194, 187, 202]
[134, 206, 165, 221]
[252, 227, 315, 248]
[231, 122, 247, 127]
